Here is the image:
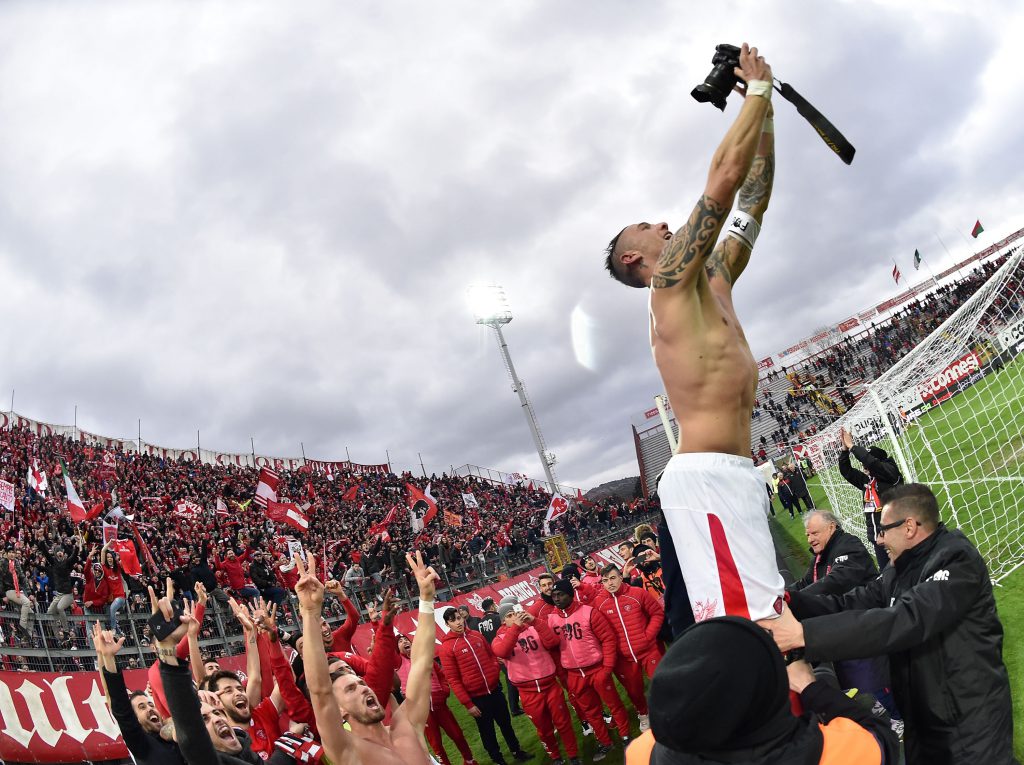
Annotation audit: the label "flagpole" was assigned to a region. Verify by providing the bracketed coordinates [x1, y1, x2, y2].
[935, 232, 964, 281]
[138, 419, 142, 453]
[197, 430, 201, 460]
[385, 449, 392, 473]
[345, 446, 351, 462]
[300, 442, 307, 465]
[418, 452, 427, 478]
[251, 437, 256, 465]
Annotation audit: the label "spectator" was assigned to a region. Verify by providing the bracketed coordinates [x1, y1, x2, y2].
[838, 426, 904, 568]
[761, 484, 1016, 764]
[785, 464, 815, 514]
[41, 537, 82, 633]
[2, 546, 35, 643]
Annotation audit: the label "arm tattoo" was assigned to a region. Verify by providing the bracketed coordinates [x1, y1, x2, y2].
[738, 151, 775, 214]
[652, 195, 727, 289]
[704, 242, 733, 286]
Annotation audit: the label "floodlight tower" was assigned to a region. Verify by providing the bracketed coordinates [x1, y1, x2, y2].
[468, 284, 559, 491]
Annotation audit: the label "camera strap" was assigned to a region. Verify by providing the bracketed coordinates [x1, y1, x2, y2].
[774, 79, 856, 165]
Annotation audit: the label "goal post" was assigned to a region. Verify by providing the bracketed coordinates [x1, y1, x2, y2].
[804, 244, 1024, 582]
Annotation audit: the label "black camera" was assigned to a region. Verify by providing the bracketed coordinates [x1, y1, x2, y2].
[691, 43, 742, 111]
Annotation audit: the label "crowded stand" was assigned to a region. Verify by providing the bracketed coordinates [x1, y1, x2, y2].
[750, 254, 1015, 462]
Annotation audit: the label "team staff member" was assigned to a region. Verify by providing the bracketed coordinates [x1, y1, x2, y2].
[761, 484, 1016, 765]
[439, 607, 533, 765]
[594, 564, 664, 732]
[492, 602, 581, 765]
[838, 426, 903, 567]
[549, 579, 630, 754]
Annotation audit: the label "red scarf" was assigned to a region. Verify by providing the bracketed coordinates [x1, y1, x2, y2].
[8, 560, 20, 597]
[863, 479, 882, 512]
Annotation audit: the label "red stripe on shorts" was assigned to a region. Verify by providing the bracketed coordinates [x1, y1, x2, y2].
[707, 513, 750, 618]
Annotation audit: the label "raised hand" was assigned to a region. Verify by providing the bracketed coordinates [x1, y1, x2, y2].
[228, 597, 255, 635]
[91, 622, 125, 669]
[324, 579, 348, 600]
[734, 43, 772, 86]
[148, 578, 188, 657]
[194, 581, 209, 607]
[380, 588, 399, 626]
[406, 550, 438, 601]
[182, 600, 201, 639]
[840, 427, 854, 450]
[294, 553, 325, 615]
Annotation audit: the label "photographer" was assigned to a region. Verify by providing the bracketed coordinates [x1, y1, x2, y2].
[838, 426, 903, 568]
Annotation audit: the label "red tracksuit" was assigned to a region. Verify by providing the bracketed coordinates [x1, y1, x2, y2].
[548, 600, 630, 742]
[492, 617, 579, 760]
[594, 582, 665, 715]
[398, 655, 474, 765]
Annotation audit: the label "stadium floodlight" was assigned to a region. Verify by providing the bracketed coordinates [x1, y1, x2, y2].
[467, 283, 559, 492]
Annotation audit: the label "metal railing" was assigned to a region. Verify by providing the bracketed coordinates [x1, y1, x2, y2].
[1, 513, 656, 673]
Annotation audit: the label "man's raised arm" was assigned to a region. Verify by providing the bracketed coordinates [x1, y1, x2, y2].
[653, 43, 773, 291]
[705, 101, 775, 286]
[400, 551, 438, 730]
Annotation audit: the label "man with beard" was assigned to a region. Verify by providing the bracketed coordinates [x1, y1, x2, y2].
[93, 621, 185, 765]
[298, 551, 444, 765]
[152, 582, 262, 764]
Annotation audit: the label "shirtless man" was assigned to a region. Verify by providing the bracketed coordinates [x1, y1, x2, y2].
[295, 550, 438, 765]
[603, 43, 783, 629]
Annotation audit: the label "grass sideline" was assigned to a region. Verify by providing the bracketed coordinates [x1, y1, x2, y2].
[771, 475, 1023, 760]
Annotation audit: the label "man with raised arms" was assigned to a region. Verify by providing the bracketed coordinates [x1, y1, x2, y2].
[296, 550, 438, 765]
[603, 43, 783, 629]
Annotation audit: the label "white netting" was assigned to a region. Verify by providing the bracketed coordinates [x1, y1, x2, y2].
[804, 245, 1024, 582]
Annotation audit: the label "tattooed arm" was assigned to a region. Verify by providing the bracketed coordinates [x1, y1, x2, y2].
[705, 102, 775, 287]
[653, 44, 772, 291]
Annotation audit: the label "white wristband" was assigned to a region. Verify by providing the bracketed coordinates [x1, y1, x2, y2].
[746, 80, 772, 101]
[419, 599, 435, 614]
[725, 211, 761, 248]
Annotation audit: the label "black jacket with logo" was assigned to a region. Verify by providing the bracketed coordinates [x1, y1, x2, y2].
[789, 528, 878, 597]
[788, 525, 1016, 765]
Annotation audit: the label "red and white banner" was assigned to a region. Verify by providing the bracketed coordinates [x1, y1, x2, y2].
[173, 500, 203, 520]
[254, 468, 280, 508]
[545, 494, 571, 524]
[0, 480, 14, 512]
[837, 317, 860, 333]
[757, 356, 775, 370]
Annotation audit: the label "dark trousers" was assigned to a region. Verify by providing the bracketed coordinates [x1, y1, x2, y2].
[658, 516, 695, 639]
[792, 493, 815, 513]
[864, 511, 891, 569]
[470, 686, 521, 761]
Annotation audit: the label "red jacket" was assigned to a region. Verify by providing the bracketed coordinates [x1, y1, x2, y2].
[84, 566, 111, 608]
[438, 628, 501, 707]
[593, 582, 664, 660]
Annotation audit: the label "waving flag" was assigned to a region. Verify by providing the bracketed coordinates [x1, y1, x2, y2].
[368, 505, 399, 536]
[254, 467, 280, 508]
[61, 460, 89, 523]
[913, 249, 922, 270]
[173, 500, 203, 520]
[892, 264, 901, 284]
[27, 460, 48, 496]
[407, 483, 438, 533]
[971, 219, 984, 238]
[545, 494, 571, 525]
[266, 501, 310, 534]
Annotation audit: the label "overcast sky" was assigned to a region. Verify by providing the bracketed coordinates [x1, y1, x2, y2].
[1, 0, 1021, 491]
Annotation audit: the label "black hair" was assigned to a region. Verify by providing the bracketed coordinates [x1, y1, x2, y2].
[129, 690, 150, 702]
[604, 227, 644, 288]
[480, 598, 496, 612]
[205, 669, 243, 694]
[538, 572, 554, 582]
[600, 563, 622, 577]
[881, 483, 940, 530]
[442, 607, 459, 623]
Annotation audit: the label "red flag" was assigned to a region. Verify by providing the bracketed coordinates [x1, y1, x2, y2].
[307, 478, 316, 502]
[266, 501, 310, 534]
[407, 483, 438, 532]
[173, 500, 203, 520]
[130, 522, 158, 574]
[892, 264, 901, 284]
[342, 484, 359, 502]
[443, 510, 463, 527]
[576, 488, 584, 501]
[215, 498, 229, 517]
[971, 219, 984, 238]
[368, 505, 398, 536]
[109, 539, 142, 576]
[254, 468, 280, 508]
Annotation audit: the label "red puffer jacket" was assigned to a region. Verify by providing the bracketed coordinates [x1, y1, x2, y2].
[438, 628, 501, 707]
[593, 582, 665, 660]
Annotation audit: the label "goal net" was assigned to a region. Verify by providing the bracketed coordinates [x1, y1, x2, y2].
[804, 244, 1024, 582]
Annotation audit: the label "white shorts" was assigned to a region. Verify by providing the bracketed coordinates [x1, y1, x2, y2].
[657, 453, 785, 622]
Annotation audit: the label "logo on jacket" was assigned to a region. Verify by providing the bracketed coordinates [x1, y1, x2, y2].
[834, 555, 849, 563]
[926, 569, 950, 582]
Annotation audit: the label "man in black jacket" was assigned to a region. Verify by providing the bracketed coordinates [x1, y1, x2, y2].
[784, 464, 815, 514]
[760, 484, 1016, 765]
[838, 426, 903, 568]
[788, 511, 877, 597]
[93, 622, 186, 765]
[249, 550, 287, 606]
[41, 537, 82, 632]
